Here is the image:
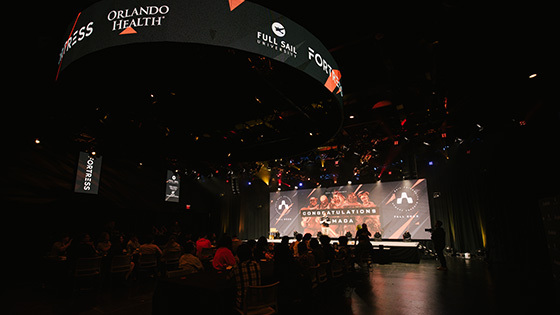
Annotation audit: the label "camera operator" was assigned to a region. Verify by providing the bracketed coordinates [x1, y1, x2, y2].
[428, 220, 447, 271]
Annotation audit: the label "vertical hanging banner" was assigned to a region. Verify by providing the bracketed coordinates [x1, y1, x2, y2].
[74, 151, 102, 194]
[165, 170, 180, 202]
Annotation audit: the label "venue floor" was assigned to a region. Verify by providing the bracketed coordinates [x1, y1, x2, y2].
[11, 257, 559, 314]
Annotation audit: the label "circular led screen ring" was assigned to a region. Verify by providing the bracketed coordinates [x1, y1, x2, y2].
[55, 0, 344, 161]
[56, 0, 343, 105]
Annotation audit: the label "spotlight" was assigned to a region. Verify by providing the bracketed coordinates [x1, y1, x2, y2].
[248, 181, 252, 185]
[529, 73, 537, 79]
[299, 182, 303, 187]
[428, 161, 434, 166]
[347, 180, 352, 185]
[34, 138, 40, 144]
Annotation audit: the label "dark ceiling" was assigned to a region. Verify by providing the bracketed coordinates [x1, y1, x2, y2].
[9, 0, 551, 190]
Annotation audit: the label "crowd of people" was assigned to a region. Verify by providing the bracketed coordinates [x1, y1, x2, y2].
[45, 219, 427, 310]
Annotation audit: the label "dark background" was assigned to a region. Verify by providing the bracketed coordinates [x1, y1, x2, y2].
[4, 0, 556, 291]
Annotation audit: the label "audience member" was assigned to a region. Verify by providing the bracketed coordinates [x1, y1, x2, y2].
[254, 236, 269, 261]
[246, 239, 257, 258]
[309, 238, 326, 263]
[213, 234, 236, 271]
[302, 233, 313, 250]
[232, 244, 261, 308]
[109, 234, 127, 256]
[274, 236, 294, 275]
[127, 235, 140, 255]
[179, 242, 204, 274]
[196, 234, 212, 257]
[336, 236, 350, 261]
[290, 233, 303, 257]
[139, 234, 162, 257]
[231, 235, 243, 255]
[96, 232, 112, 256]
[162, 235, 182, 258]
[49, 234, 72, 259]
[320, 235, 336, 262]
[68, 233, 98, 259]
[296, 242, 315, 270]
[169, 221, 182, 236]
[274, 236, 299, 300]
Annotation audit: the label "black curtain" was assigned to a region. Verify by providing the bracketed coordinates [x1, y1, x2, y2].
[426, 161, 486, 253]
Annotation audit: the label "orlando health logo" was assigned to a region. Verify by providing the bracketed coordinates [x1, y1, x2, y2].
[107, 5, 169, 35]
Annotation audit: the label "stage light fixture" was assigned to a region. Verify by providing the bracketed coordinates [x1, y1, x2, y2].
[529, 73, 537, 79]
[348, 180, 352, 185]
[34, 138, 40, 144]
[299, 182, 303, 187]
[428, 161, 434, 166]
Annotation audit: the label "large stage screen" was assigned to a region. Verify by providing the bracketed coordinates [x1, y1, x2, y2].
[270, 179, 431, 240]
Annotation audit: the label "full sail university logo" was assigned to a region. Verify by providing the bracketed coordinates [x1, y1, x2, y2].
[107, 5, 169, 35]
[256, 21, 297, 58]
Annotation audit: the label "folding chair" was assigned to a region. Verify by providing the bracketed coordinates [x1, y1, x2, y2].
[236, 281, 279, 315]
[73, 256, 102, 291]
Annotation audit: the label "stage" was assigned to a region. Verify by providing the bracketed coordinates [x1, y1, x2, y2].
[265, 239, 422, 263]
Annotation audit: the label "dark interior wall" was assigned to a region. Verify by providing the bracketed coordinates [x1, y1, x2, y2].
[4, 87, 558, 288]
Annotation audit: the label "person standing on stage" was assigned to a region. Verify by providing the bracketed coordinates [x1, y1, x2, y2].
[431, 220, 447, 271]
[320, 215, 331, 236]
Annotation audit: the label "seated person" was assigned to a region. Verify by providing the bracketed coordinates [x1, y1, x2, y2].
[49, 234, 72, 260]
[196, 234, 212, 258]
[139, 234, 163, 257]
[213, 234, 236, 271]
[296, 242, 315, 270]
[179, 242, 204, 274]
[232, 244, 261, 308]
[96, 232, 112, 256]
[309, 238, 326, 264]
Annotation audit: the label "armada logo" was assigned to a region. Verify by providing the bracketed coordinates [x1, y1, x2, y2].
[274, 195, 293, 216]
[107, 5, 169, 35]
[256, 21, 297, 58]
[391, 187, 419, 212]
